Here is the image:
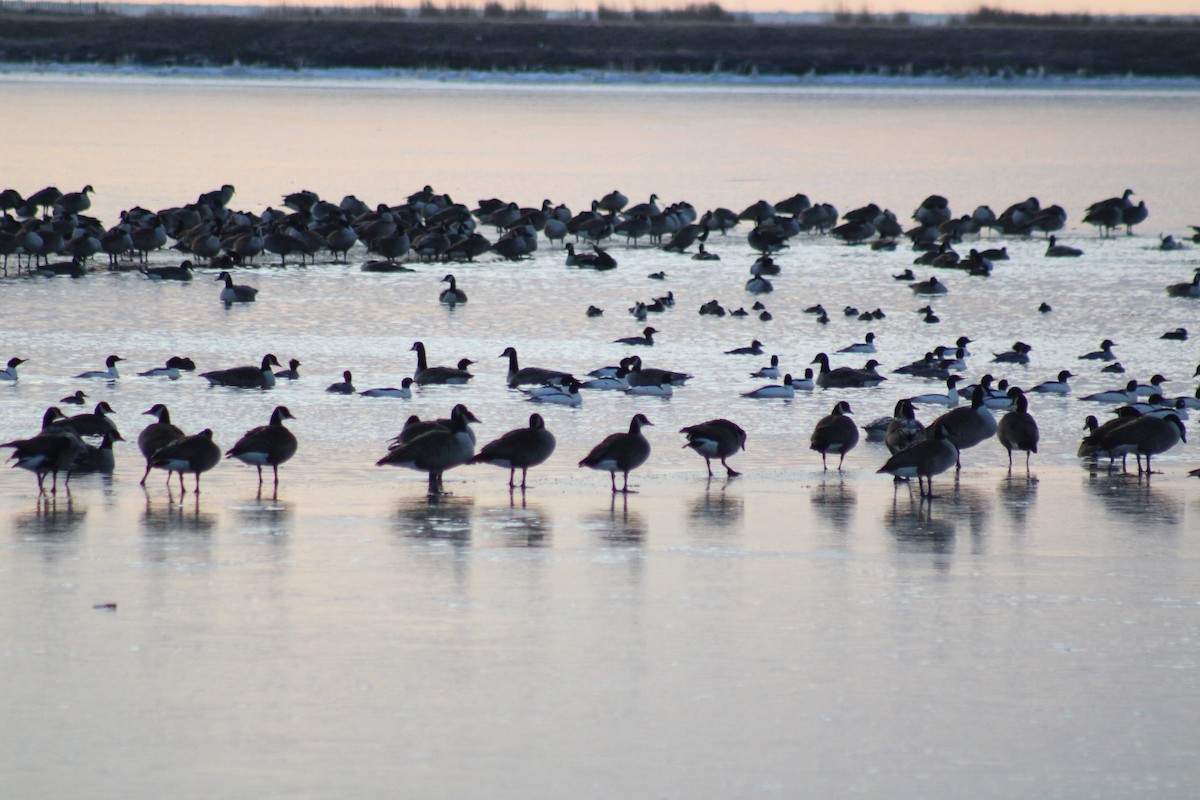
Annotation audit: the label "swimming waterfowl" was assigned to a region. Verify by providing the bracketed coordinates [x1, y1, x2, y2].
[911, 276, 948, 295]
[0, 357, 27, 381]
[725, 339, 764, 356]
[692, 244, 720, 261]
[1101, 361, 1126, 374]
[60, 390, 88, 405]
[1081, 380, 1139, 404]
[586, 305, 604, 317]
[411, 341, 474, 385]
[680, 419, 747, 477]
[810, 352, 887, 389]
[1045, 235, 1083, 257]
[997, 388, 1039, 470]
[438, 273, 468, 305]
[579, 413, 653, 493]
[1082, 412, 1186, 475]
[742, 374, 796, 399]
[809, 401, 859, 471]
[470, 413, 557, 489]
[1079, 339, 1118, 361]
[149, 429, 222, 493]
[1161, 327, 1189, 341]
[750, 355, 781, 379]
[926, 386, 998, 470]
[992, 342, 1032, 364]
[225, 406, 299, 488]
[500, 346, 573, 388]
[790, 368, 815, 391]
[274, 358, 302, 380]
[1031, 370, 1074, 395]
[75, 355, 123, 380]
[216, 270, 258, 303]
[909, 375, 962, 406]
[525, 379, 584, 406]
[744, 275, 774, 294]
[143, 260, 194, 281]
[201, 354, 281, 389]
[2, 408, 87, 494]
[137, 356, 195, 379]
[1133, 374, 1170, 397]
[614, 327, 658, 347]
[379, 405, 477, 494]
[137, 404, 185, 486]
[1166, 270, 1200, 298]
[893, 268, 915, 281]
[360, 378, 415, 398]
[877, 427, 959, 498]
[564, 243, 617, 270]
[326, 370, 356, 394]
[837, 332, 876, 354]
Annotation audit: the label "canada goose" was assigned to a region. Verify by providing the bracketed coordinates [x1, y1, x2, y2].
[391, 405, 480, 451]
[274, 358, 302, 380]
[837, 332, 876, 354]
[410, 341, 474, 385]
[997, 388, 1039, 470]
[225, 406, 298, 488]
[911, 276, 948, 295]
[680, 418, 747, 477]
[725, 339, 764, 356]
[910, 375, 963, 406]
[1077, 409, 1141, 462]
[60, 390, 88, 405]
[438, 273, 468, 305]
[216, 270, 258, 303]
[52, 401, 120, 438]
[1045, 235, 1083, 257]
[622, 356, 691, 388]
[992, 342, 1032, 364]
[360, 378, 415, 398]
[74, 355, 123, 380]
[137, 404, 185, 486]
[810, 352, 886, 389]
[1083, 412, 1185, 474]
[143, 260, 194, 281]
[885, 399, 926, 454]
[1166, 270, 1200, 298]
[1, 408, 87, 493]
[579, 413, 653, 493]
[1161, 327, 1189, 341]
[149, 429, 222, 493]
[926, 386, 998, 470]
[470, 413, 557, 489]
[524, 378, 583, 406]
[810, 401, 859, 471]
[692, 244, 720, 261]
[378, 404, 476, 494]
[500, 346, 573, 388]
[325, 370, 356, 394]
[564, 243, 617, 270]
[72, 429, 123, 474]
[1123, 201, 1149, 235]
[1031, 370, 1074, 395]
[201, 354, 281, 389]
[0, 356, 27, 381]
[750, 355, 781, 379]
[614, 327, 658, 347]
[877, 427, 959, 498]
[1081, 380, 1139, 404]
[745, 275, 774, 294]
[1079, 339, 1118, 361]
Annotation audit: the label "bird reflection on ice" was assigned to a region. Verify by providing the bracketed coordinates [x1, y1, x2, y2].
[998, 473, 1039, 532]
[687, 484, 745, 537]
[393, 493, 475, 544]
[12, 496, 87, 549]
[1085, 472, 1183, 528]
[884, 495, 956, 561]
[809, 476, 857, 533]
[479, 493, 552, 547]
[584, 494, 646, 546]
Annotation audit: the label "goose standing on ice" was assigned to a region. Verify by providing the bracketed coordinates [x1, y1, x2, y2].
[579, 413, 653, 493]
[877, 427, 959, 499]
[926, 386, 998, 470]
[680, 419, 747, 477]
[137, 404, 185, 486]
[378, 405, 477, 495]
[470, 413, 557, 489]
[809, 401, 859, 471]
[997, 388, 1040, 470]
[225, 406, 299, 489]
[149, 429, 222, 494]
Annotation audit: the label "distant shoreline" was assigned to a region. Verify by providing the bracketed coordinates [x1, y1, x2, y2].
[2, 15, 1200, 79]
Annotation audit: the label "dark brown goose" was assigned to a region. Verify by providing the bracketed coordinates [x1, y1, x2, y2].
[809, 401, 859, 471]
[149, 429, 222, 493]
[138, 404, 185, 486]
[680, 418, 747, 477]
[809, 352, 886, 389]
[877, 427, 959, 498]
[997, 388, 1039, 470]
[392, 405, 481, 448]
[1076, 408, 1142, 467]
[926, 386, 998, 470]
[1082, 412, 1186, 475]
[51, 400, 120, 438]
[579, 413, 653, 493]
[377, 405, 476, 494]
[1, 407, 86, 493]
[72, 429, 124, 474]
[885, 398, 926, 454]
[201, 354, 281, 389]
[225, 406, 299, 488]
[500, 346, 573, 388]
[411, 341, 474, 386]
[470, 413, 557, 489]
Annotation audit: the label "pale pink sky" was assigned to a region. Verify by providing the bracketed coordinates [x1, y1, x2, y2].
[128, 0, 1199, 11]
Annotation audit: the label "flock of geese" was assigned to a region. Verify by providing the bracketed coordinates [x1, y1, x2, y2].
[2, 183, 1198, 500]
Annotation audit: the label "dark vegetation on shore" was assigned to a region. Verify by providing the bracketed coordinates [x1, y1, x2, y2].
[1, 3, 1198, 78]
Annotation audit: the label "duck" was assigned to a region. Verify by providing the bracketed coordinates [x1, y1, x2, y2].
[524, 379, 583, 406]
[1083, 412, 1186, 475]
[810, 352, 887, 389]
[216, 270, 258, 303]
[680, 419, 747, 477]
[51, 400, 120, 438]
[1161, 327, 1189, 341]
[411, 341, 474, 385]
[909, 375, 963, 406]
[750, 355, 781, 379]
[137, 356, 195, 380]
[378, 405, 477, 494]
[360, 378, 415, 398]
[75, 355, 123, 380]
[325, 370, 356, 394]
[0, 357, 26, 382]
[926, 386, 998, 470]
[1080, 380, 1139, 404]
[1166, 270, 1200, 298]
[790, 368, 816, 391]
[809, 401, 859, 471]
[692, 244, 720, 261]
[1078, 339, 1118, 361]
[1, 408, 87, 494]
[586, 305, 604, 317]
[622, 356, 692, 388]
[470, 413, 557, 489]
[1134, 374, 1170, 397]
[893, 268, 916, 281]
[500, 346, 573, 388]
[1038, 302, 1053, 313]
[137, 404, 185, 486]
[438, 273, 468, 305]
[1101, 361, 1127, 374]
[742, 374, 797, 399]
[911, 276, 948, 295]
[745, 275, 774, 294]
[877, 427, 959, 499]
[60, 390, 88, 405]
[274, 358, 302, 380]
[1172, 387, 1200, 410]
[578, 413, 653, 493]
[837, 332, 876, 354]
[623, 377, 674, 397]
[885, 399, 926, 454]
[997, 388, 1039, 470]
[1045, 236, 1083, 257]
[992, 341, 1032, 364]
[1031, 370, 1074, 395]
[224, 406, 299, 488]
[614, 326, 658, 347]
[725, 339, 764, 356]
[201, 354, 281, 389]
[564, 243, 617, 270]
[143, 261, 194, 281]
[149, 429, 222, 493]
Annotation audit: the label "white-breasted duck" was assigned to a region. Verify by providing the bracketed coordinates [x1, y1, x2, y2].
[1080, 380, 1139, 404]
[742, 374, 796, 400]
[909, 375, 963, 406]
[524, 379, 584, 406]
[750, 355, 781, 379]
[360, 378, 415, 399]
[837, 332, 876, 354]
[1031, 370, 1074, 395]
[75, 355, 123, 380]
[1134, 374, 1170, 397]
[1, 357, 27, 381]
[725, 339, 764, 356]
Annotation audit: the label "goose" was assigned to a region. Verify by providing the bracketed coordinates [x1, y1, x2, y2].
[926, 386, 998, 470]
[60, 390, 88, 405]
[1161, 327, 1189, 341]
[201, 354, 280, 389]
[742, 374, 796, 399]
[216, 270, 258, 303]
[149, 429, 222, 493]
[911, 276, 948, 295]
[992, 341, 1032, 364]
[614, 327, 657, 347]
[680, 419, 747, 477]
[837, 332, 876, 354]
[725, 339, 764, 356]
[391, 406, 481, 450]
[1077, 409, 1141, 462]
[809, 401, 859, 471]
[579, 413, 653, 493]
[692, 244, 720, 261]
[438, 273, 468, 305]
[1123, 201, 1149, 235]
[0, 357, 27, 381]
[1080, 380, 1139, 404]
[75, 355, 123, 380]
[1078, 339, 1117, 361]
[360, 378, 415, 398]
[751, 255, 781, 276]
[750, 355, 781, 379]
[1083, 413, 1186, 475]
[1159, 234, 1183, 251]
[470, 413, 557, 489]
[524, 379, 583, 406]
[909, 375, 963, 406]
[997, 388, 1039, 469]
[884, 399, 926, 454]
[274, 358, 302, 380]
[52, 401, 120, 438]
[810, 352, 886, 389]
[623, 355, 691, 387]
[378, 405, 477, 494]
[745, 275, 774, 294]
[877, 427, 959, 498]
[72, 429, 123, 475]
[564, 243, 617, 270]
[326, 370, 356, 394]
[1045, 235, 1083, 257]
[1166, 270, 1200, 298]
[1031, 370, 1074, 395]
[500, 346, 573, 388]
[137, 404, 185, 485]
[143, 261, 194, 281]
[225, 406, 299, 488]
[1133, 374, 1170, 397]
[411, 341, 474, 385]
[2, 409, 87, 494]
[586, 305, 604, 317]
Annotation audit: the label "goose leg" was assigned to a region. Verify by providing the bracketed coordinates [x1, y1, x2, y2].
[722, 458, 740, 477]
[610, 472, 617, 493]
[520, 468, 529, 490]
[705, 458, 714, 478]
[273, 465, 280, 488]
[140, 463, 152, 486]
